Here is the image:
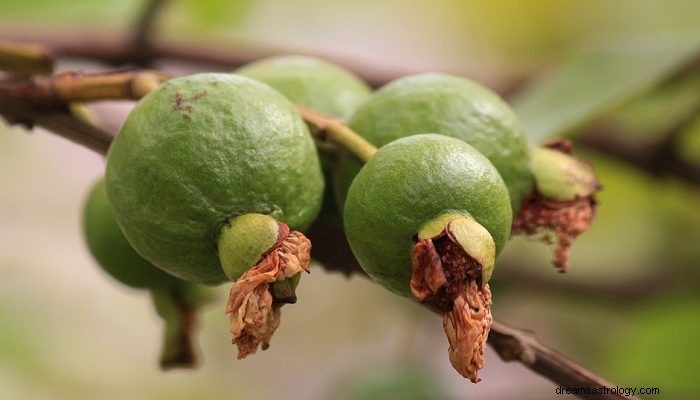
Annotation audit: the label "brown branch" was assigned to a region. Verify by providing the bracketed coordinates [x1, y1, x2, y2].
[0, 70, 169, 105]
[496, 264, 698, 304]
[0, 30, 523, 93]
[0, 102, 112, 154]
[0, 68, 639, 400]
[0, 39, 54, 75]
[576, 102, 700, 185]
[490, 321, 633, 400]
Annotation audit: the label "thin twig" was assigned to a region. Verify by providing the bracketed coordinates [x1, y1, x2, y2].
[295, 105, 378, 162]
[577, 120, 700, 185]
[0, 30, 523, 93]
[489, 321, 633, 400]
[0, 39, 54, 75]
[0, 103, 112, 154]
[0, 70, 169, 105]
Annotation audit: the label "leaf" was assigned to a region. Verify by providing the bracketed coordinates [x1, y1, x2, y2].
[512, 33, 700, 142]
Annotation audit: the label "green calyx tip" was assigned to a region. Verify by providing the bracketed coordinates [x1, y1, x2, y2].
[418, 213, 496, 284]
[217, 213, 280, 281]
[531, 146, 598, 202]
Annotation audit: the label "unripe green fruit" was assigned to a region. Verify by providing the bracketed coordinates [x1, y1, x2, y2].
[105, 73, 324, 284]
[235, 55, 371, 119]
[344, 134, 512, 297]
[83, 178, 182, 289]
[335, 73, 532, 214]
[83, 177, 212, 369]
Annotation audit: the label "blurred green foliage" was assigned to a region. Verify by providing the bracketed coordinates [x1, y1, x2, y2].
[513, 34, 700, 141]
[606, 298, 700, 399]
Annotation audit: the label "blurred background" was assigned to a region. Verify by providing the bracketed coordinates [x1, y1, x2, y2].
[1, 1, 699, 399]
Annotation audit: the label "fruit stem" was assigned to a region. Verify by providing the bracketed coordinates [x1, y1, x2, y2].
[150, 285, 212, 370]
[295, 104, 378, 163]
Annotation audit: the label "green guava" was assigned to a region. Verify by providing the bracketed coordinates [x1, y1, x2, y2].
[235, 55, 371, 119]
[335, 73, 532, 214]
[83, 177, 211, 369]
[83, 178, 182, 288]
[344, 134, 511, 297]
[105, 73, 324, 284]
[343, 134, 511, 382]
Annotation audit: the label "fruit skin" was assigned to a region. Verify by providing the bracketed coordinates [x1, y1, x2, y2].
[83, 178, 182, 289]
[335, 73, 532, 214]
[235, 56, 371, 119]
[106, 73, 324, 284]
[344, 134, 512, 297]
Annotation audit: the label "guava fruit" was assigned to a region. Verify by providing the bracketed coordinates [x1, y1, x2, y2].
[344, 134, 512, 382]
[83, 178, 211, 369]
[235, 55, 371, 119]
[336, 73, 599, 271]
[105, 73, 324, 358]
[334, 73, 532, 214]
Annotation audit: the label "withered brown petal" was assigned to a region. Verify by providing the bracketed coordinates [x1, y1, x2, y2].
[444, 282, 493, 383]
[226, 230, 311, 359]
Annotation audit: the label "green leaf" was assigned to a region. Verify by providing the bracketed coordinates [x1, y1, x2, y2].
[513, 34, 700, 142]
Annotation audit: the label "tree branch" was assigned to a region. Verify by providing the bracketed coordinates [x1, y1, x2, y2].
[577, 124, 700, 185]
[489, 321, 632, 400]
[0, 70, 638, 399]
[0, 30, 522, 93]
[0, 70, 169, 105]
[0, 39, 54, 75]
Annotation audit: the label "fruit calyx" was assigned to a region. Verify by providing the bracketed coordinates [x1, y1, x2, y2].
[513, 140, 600, 272]
[218, 213, 311, 359]
[410, 214, 495, 383]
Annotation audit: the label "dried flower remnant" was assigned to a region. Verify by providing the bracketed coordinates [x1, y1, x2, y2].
[411, 216, 495, 383]
[513, 193, 596, 271]
[513, 140, 600, 271]
[221, 217, 311, 358]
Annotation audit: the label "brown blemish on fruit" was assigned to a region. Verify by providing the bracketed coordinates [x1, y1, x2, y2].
[513, 192, 596, 272]
[411, 226, 493, 383]
[171, 91, 205, 120]
[225, 223, 311, 359]
[192, 90, 207, 100]
[172, 92, 186, 110]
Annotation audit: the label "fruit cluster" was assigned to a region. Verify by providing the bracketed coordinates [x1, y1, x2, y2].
[82, 56, 598, 381]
